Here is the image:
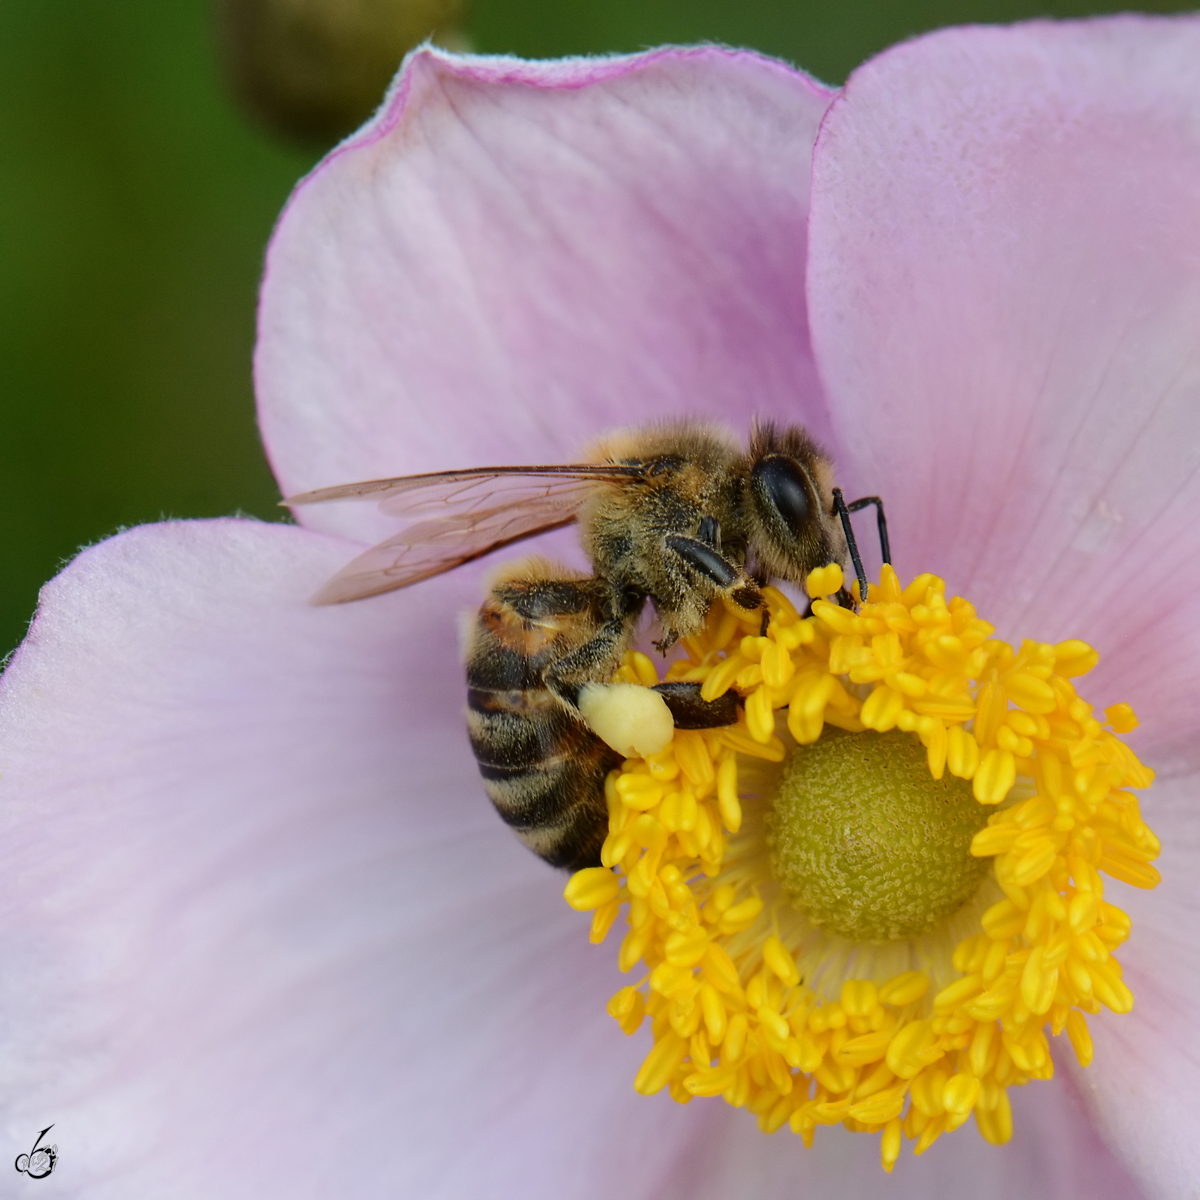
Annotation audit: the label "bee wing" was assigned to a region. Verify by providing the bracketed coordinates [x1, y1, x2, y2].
[295, 466, 643, 604]
[284, 463, 642, 515]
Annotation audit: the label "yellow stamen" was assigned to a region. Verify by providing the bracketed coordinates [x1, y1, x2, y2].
[567, 566, 1158, 1171]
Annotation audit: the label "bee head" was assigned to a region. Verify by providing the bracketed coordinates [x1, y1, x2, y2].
[746, 423, 847, 587]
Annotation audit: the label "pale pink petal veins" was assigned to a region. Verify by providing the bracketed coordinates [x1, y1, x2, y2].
[0, 521, 704, 1199]
[256, 47, 834, 545]
[807, 17, 1200, 764]
[806, 18, 1200, 1196]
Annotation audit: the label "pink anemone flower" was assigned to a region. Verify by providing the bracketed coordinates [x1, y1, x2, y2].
[1, 17, 1198, 1198]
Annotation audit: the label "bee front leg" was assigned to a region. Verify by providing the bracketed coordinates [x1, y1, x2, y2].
[664, 534, 763, 615]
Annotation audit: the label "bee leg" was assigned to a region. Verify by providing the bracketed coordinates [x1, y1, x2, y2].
[666, 535, 741, 586]
[653, 629, 680, 654]
[543, 615, 638, 717]
[831, 488, 869, 606]
[651, 682, 740, 729]
[846, 495, 891, 565]
[666, 535, 763, 613]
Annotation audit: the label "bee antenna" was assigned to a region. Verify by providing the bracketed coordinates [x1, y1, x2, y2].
[832, 488, 869, 605]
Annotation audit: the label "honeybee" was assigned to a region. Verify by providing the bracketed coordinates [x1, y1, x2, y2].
[288, 421, 888, 870]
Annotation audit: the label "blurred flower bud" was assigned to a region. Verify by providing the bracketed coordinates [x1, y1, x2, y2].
[215, 0, 471, 145]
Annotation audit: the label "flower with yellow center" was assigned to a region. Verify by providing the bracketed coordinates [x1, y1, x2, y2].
[565, 564, 1158, 1173]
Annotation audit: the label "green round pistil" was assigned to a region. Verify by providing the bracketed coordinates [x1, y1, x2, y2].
[766, 729, 990, 942]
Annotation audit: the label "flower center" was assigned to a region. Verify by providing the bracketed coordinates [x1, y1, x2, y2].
[562, 563, 1160, 1173]
[768, 729, 990, 941]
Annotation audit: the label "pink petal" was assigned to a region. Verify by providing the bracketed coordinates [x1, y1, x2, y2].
[1077, 767, 1200, 1199]
[0, 520, 706, 1197]
[257, 47, 834, 544]
[806, 17, 1200, 762]
[0, 518, 1145, 1194]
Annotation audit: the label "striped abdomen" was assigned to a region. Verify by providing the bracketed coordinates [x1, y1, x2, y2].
[465, 573, 624, 871]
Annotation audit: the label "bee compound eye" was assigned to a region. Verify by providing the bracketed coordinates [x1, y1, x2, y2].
[753, 455, 811, 531]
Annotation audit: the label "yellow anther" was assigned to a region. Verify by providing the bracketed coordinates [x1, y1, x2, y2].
[1003, 671, 1057, 713]
[841, 979, 879, 1018]
[892, 671, 928, 697]
[761, 639, 795, 689]
[879, 971, 930, 1008]
[614, 773, 665, 811]
[650, 962, 693, 996]
[910, 1067, 948, 1117]
[1012, 838, 1059, 887]
[716, 756, 742, 833]
[1089, 958, 1134, 1013]
[806, 562, 844, 598]
[590, 900, 620, 943]
[723, 1014, 748, 1063]
[1104, 702, 1138, 733]
[973, 748, 1016, 804]
[933, 975, 982, 1013]
[700, 942, 742, 994]
[738, 635, 769, 663]
[886, 1020, 940, 1079]
[745, 686, 776, 744]
[628, 651, 660, 687]
[564, 866, 620, 911]
[664, 925, 710, 967]
[942, 1073, 981, 1116]
[1065, 1010, 1093, 1067]
[699, 983, 727, 1043]
[970, 824, 1019, 858]
[946, 725, 980, 779]
[761, 585, 801, 623]
[644, 750, 680, 782]
[835, 1030, 893, 1067]
[968, 1021, 995, 1078]
[881, 1117, 903, 1173]
[673, 731, 714, 789]
[1006, 710, 1040, 738]
[812, 600, 860, 635]
[719, 896, 763, 932]
[763, 936, 800, 988]
[757, 1006, 790, 1043]
[974, 1088, 1013, 1145]
[699, 654, 747, 702]
[635, 1031, 688, 1095]
[606, 986, 646, 1035]
[973, 680, 1006, 748]
[683, 1065, 736, 1097]
[1054, 640, 1100, 677]
[860, 684, 905, 731]
[925, 634, 967, 671]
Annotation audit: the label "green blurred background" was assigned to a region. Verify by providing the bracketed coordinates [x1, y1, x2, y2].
[0, 0, 1192, 654]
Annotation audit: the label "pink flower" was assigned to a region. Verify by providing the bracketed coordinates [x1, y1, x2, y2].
[1, 17, 1198, 1197]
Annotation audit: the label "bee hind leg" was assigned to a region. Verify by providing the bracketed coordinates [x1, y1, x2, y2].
[651, 682, 740, 729]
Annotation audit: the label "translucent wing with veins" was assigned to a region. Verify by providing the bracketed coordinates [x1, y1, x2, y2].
[285, 465, 644, 603]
